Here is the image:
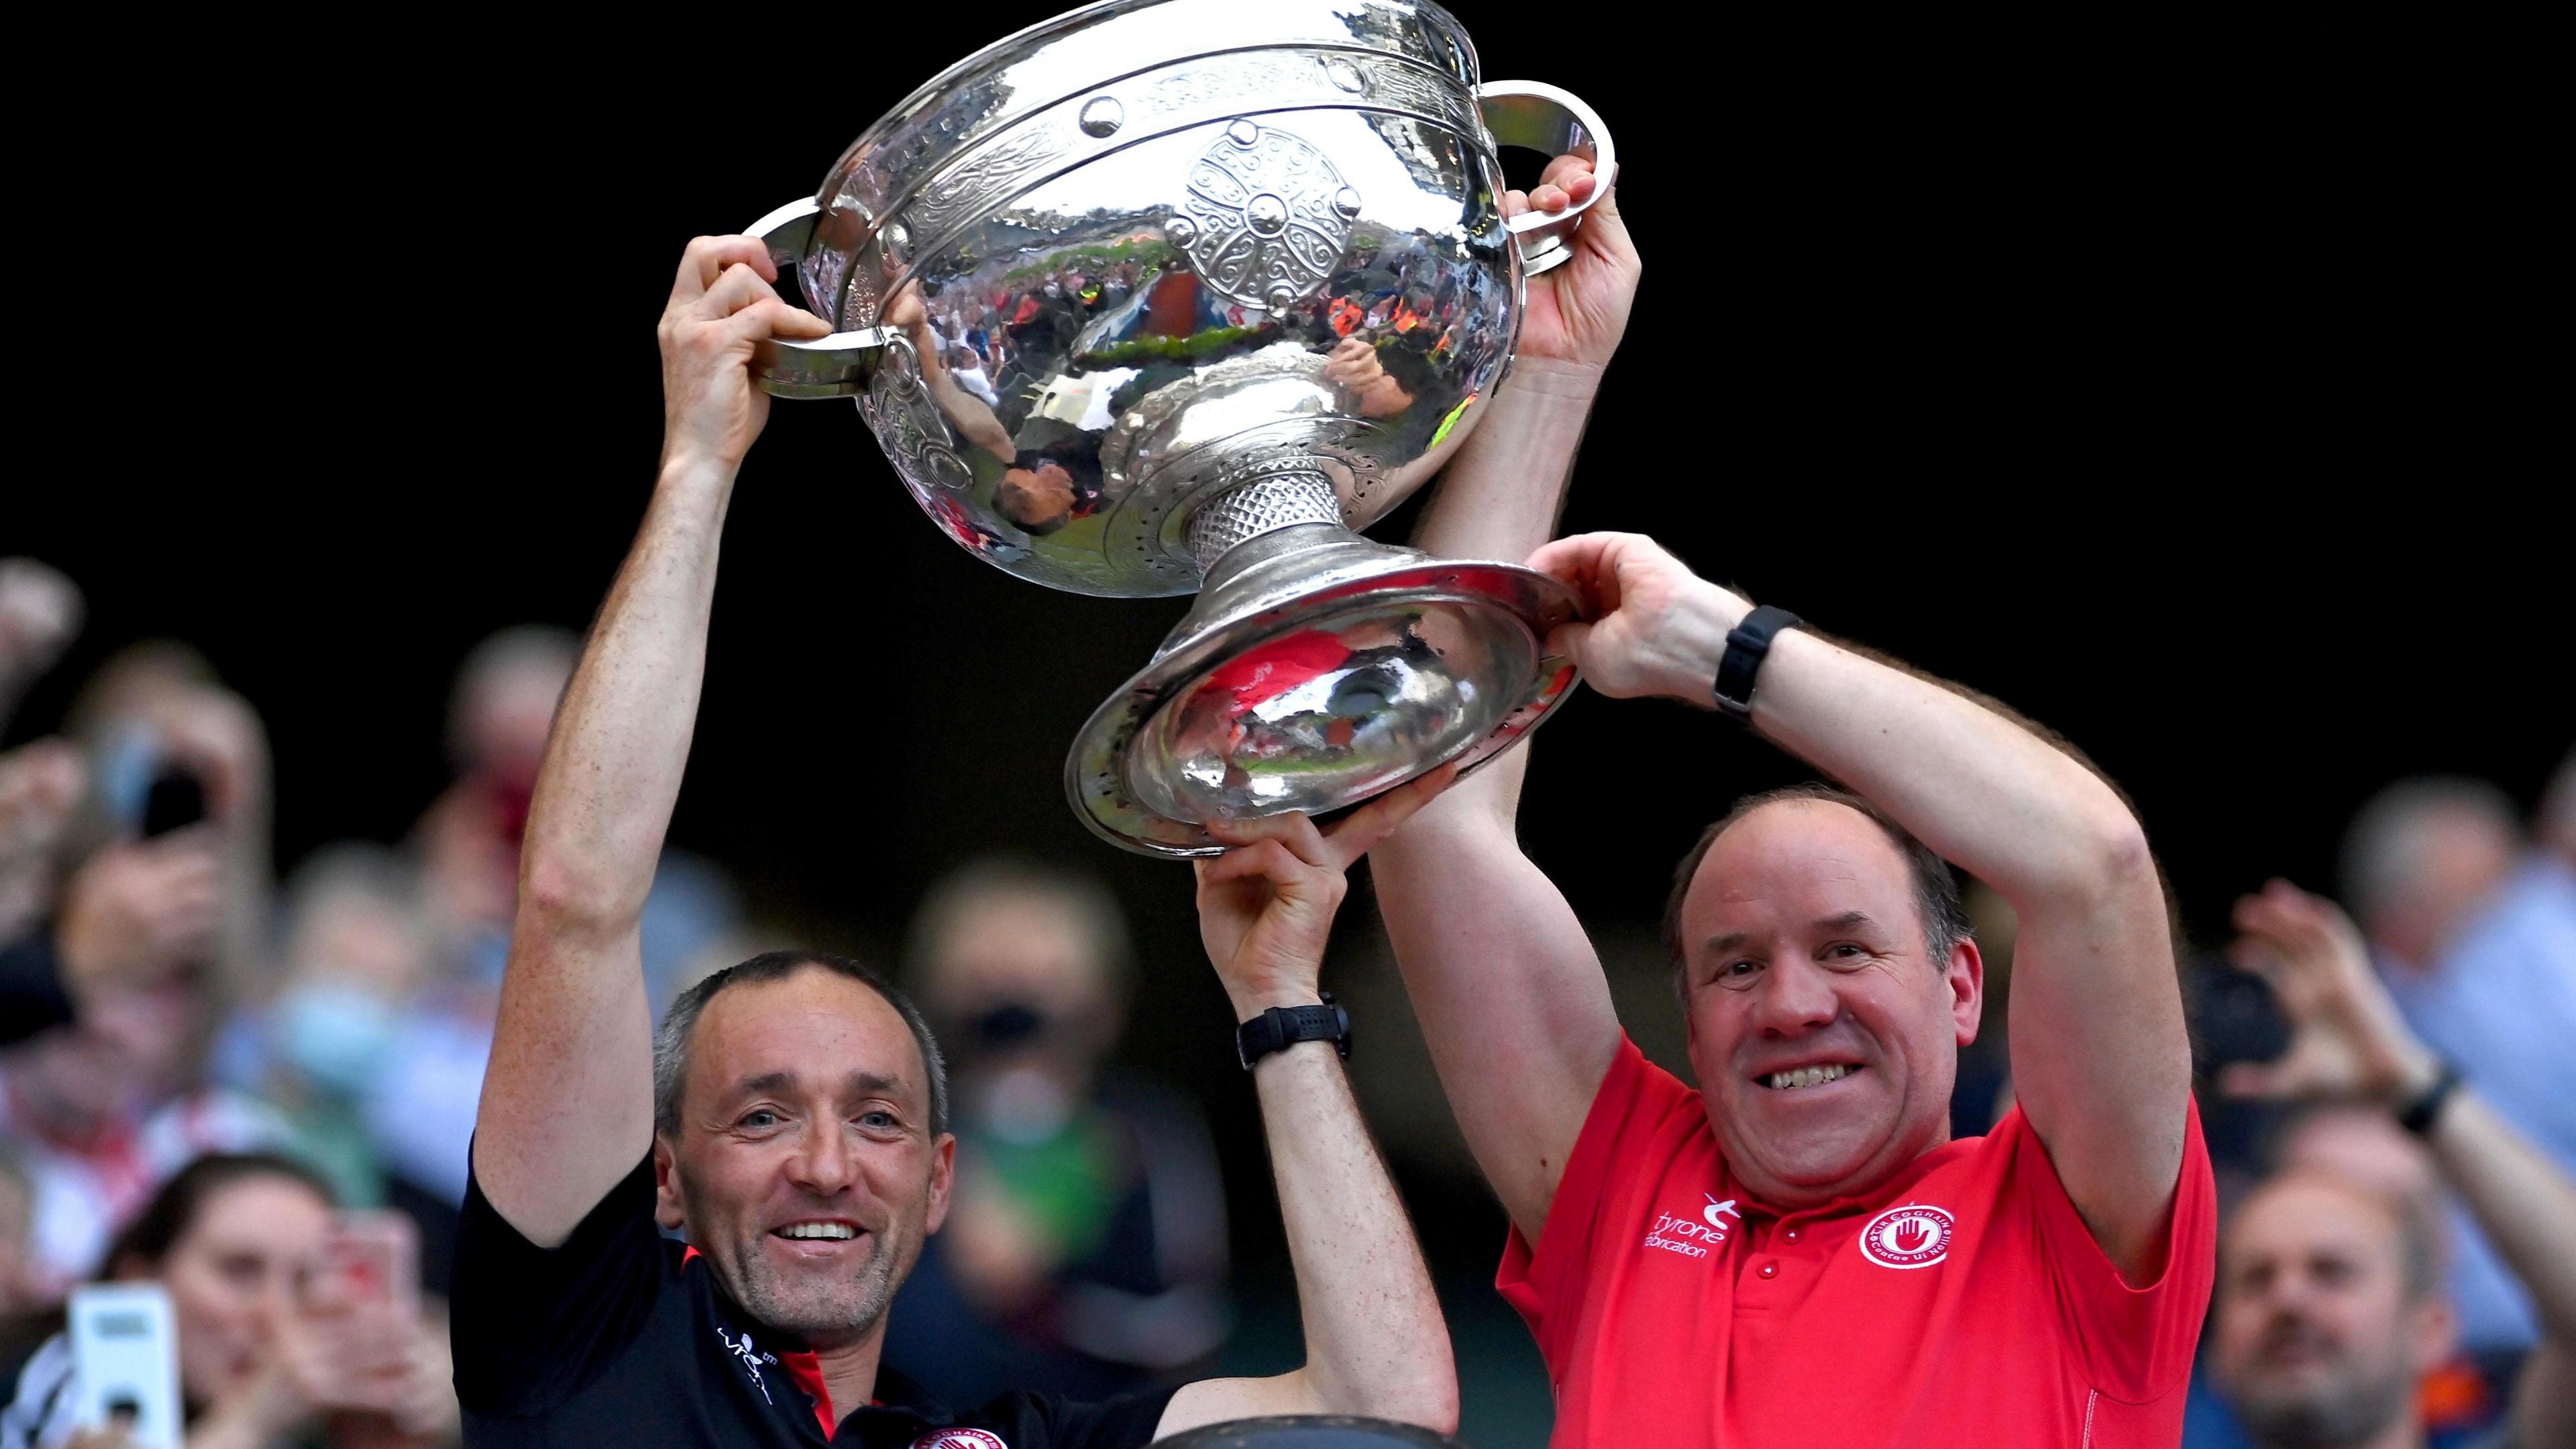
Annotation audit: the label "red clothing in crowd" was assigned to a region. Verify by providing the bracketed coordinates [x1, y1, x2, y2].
[1501, 1036, 2216, 1446]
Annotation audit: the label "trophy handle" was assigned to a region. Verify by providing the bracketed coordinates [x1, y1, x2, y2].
[743, 197, 895, 399]
[1474, 81, 1621, 277]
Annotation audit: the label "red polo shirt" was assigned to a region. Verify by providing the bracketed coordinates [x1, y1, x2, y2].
[1500, 1036, 2215, 1446]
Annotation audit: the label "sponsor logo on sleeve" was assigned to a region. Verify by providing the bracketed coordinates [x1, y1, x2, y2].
[1857, 1203, 1954, 1269]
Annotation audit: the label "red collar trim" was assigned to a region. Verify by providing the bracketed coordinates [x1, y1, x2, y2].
[682, 1247, 838, 1434]
[775, 1351, 835, 1437]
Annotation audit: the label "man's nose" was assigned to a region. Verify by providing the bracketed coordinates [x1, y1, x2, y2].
[788, 1120, 858, 1195]
[1749, 959, 1841, 1035]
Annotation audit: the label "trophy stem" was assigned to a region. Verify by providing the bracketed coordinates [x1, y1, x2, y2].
[1183, 470, 1351, 574]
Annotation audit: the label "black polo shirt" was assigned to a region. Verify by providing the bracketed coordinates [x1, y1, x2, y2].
[451, 1153, 1177, 1448]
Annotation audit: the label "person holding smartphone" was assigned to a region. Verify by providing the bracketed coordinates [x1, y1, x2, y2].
[0, 1152, 457, 1448]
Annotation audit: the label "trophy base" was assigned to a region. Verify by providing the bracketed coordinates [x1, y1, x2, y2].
[1065, 525, 1583, 857]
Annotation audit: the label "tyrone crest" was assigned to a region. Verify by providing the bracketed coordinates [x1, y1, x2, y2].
[912, 1432, 1009, 1449]
[1857, 1203, 1955, 1269]
[1170, 119, 1360, 311]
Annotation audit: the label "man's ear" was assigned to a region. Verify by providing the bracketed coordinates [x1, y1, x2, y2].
[924, 1134, 957, 1237]
[653, 1135, 686, 1233]
[1947, 938, 1986, 1049]
[2408, 1294, 2460, 1377]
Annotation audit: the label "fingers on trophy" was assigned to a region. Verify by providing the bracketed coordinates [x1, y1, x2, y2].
[729, 0, 1617, 855]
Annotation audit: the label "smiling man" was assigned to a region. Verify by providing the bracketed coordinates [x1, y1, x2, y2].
[1373, 527, 2216, 1445]
[447, 235, 1457, 1448]
[1360, 199, 2214, 1432]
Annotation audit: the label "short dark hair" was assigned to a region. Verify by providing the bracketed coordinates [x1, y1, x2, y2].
[106, 1152, 337, 1275]
[653, 951, 949, 1138]
[1661, 784, 1971, 1000]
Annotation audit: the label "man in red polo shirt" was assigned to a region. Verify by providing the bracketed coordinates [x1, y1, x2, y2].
[1360, 157, 2210, 1446]
[1376, 522, 2214, 1442]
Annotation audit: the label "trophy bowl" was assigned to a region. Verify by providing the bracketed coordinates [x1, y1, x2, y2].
[744, 0, 1615, 855]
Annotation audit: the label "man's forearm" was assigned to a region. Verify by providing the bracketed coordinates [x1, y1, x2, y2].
[475, 456, 735, 1242]
[2424, 1088, 2576, 1344]
[1413, 359, 1599, 564]
[517, 460, 733, 928]
[1746, 625, 2151, 908]
[1256, 1039, 1455, 1430]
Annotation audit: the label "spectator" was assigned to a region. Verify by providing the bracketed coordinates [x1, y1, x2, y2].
[211, 847, 431, 1210]
[2341, 777, 2576, 1360]
[415, 627, 578, 981]
[0, 840, 284, 1298]
[383, 630, 740, 1226]
[0, 1152, 458, 1448]
[2204, 880, 2575, 1449]
[885, 858, 1230, 1402]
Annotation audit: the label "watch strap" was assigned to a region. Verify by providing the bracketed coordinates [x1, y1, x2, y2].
[2396, 1061, 2463, 1136]
[1236, 991, 1350, 1069]
[1713, 604, 1803, 720]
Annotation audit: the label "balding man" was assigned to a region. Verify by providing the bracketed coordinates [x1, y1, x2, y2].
[2212, 881, 2575, 1449]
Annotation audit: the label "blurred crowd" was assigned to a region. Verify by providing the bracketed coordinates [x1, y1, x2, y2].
[1, 543, 2569, 1449]
[0, 557, 1230, 1446]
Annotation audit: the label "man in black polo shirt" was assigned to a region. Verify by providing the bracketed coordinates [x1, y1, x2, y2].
[449, 235, 1460, 1448]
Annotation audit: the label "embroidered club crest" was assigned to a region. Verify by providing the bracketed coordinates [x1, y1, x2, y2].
[1857, 1203, 1954, 1269]
[912, 1431, 1010, 1449]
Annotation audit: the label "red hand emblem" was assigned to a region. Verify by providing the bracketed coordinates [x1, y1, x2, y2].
[1892, 1221, 1931, 1253]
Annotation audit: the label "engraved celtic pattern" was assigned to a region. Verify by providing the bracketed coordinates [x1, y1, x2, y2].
[907, 123, 1073, 239]
[857, 48, 1472, 311]
[863, 335, 974, 502]
[1177, 122, 1356, 309]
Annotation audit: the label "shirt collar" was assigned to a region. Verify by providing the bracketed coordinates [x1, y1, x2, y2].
[1727, 1130, 1979, 1222]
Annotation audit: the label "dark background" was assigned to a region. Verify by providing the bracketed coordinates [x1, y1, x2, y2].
[12, 4, 2563, 1432]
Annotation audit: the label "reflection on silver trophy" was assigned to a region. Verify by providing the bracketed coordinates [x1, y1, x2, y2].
[746, 0, 1616, 855]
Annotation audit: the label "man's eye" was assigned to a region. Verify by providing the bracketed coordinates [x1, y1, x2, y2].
[857, 1111, 899, 1131]
[739, 1110, 781, 1129]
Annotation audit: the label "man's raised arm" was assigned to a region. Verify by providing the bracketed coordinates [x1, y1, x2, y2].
[472, 237, 828, 1246]
[1156, 771, 1462, 1439]
[1368, 158, 1639, 1242]
[1527, 533, 2192, 1279]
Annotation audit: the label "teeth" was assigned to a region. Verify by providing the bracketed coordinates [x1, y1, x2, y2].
[780, 1223, 857, 1240]
[1764, 1064, 1854, 1090]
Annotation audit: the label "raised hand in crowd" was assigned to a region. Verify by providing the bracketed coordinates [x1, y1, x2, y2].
[53, 840, 223, 1003]
[0, 559, 83, 733]
[186, 1285, 453, 1449]
[2229, 878, 2576, 1449]
[0, 741, 83, 940]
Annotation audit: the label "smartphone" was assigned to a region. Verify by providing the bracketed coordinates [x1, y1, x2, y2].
[68, 1282, 181, 1449]
[314, 1211, 420, 1317]
[97, 723, 209, 839]
[140, 768, 207, 838]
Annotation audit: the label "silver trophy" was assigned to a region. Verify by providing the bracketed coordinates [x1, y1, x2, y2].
[746, 0, 1615, 855]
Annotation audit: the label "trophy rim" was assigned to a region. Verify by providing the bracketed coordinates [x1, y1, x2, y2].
[818, 0, 1483, 208]
[1063, 557, 1583, 857]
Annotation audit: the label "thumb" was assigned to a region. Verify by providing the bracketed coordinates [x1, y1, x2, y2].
[1543, 619, 1595, 665]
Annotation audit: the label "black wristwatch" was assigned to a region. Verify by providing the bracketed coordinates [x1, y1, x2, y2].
[1713, 604, 1803, 720]
[1236, 991, 1351, 1069]
[2396, 1061, 2463, 1136]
